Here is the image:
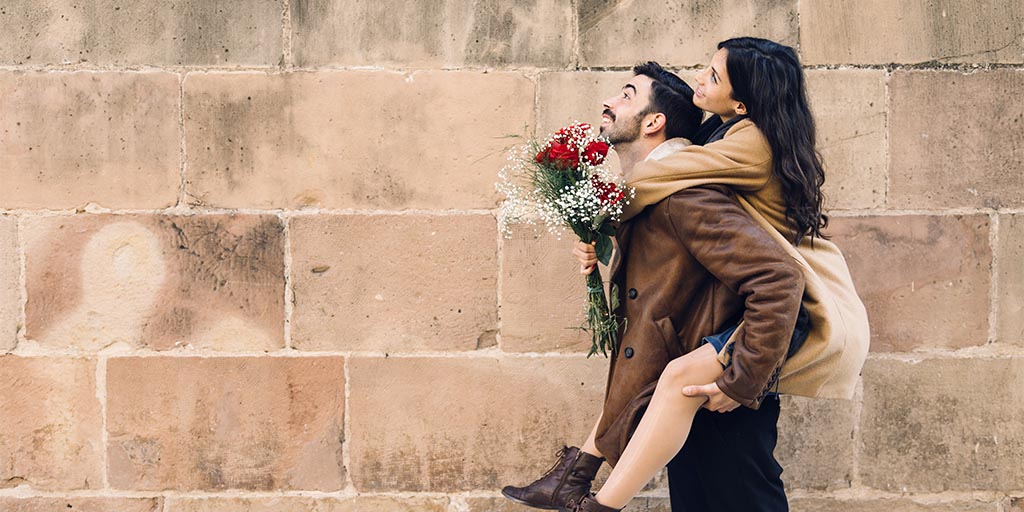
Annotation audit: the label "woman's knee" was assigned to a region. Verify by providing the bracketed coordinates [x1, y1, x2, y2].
[659, 348, 720, 388]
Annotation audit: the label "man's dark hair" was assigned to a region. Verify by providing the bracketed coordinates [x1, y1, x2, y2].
[632, 61, 703, 141]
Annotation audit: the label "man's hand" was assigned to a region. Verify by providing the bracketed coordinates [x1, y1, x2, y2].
[572, 240, 598, 275]
[682, 382, 741, 413]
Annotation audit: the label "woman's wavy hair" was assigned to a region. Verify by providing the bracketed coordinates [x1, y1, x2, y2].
[719, 37, 828, 243]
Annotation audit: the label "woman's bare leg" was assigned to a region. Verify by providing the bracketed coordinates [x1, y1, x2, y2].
[581, 412, 605, 458]
[594, 344, 724, 508]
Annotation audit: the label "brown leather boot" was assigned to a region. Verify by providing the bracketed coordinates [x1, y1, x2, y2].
[501, 446, 604, 510]
[571, 494, 622, 512]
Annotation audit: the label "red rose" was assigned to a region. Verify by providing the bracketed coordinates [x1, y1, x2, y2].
[583, 140, 610, 165]
[535, 147, 549, 163]
[592, 176, 625, 205]
[547, 141, 579, 170]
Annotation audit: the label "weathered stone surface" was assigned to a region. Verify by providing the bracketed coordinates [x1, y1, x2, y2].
[578, 0, 798, 67]
[998, 214, 1024, 345]
[1010, 497, 1024, 512]
[23, 215, 284, 352]
[805, 69, 887, 210]
[0, 217, 18, 351]
[184, 71, 533, 209]
[828, 215, 991, 351]
[789, 497, 998, 511]
[168, 496, 447, 512]
[889, 70, 1024, 209]
[799, 0, 1024, 65]
[537, 71, 637, 138]
[859, 358, 1024, 492]
[348, 356, 606, 491]
[0, 497, 162, 512]
[501, 226, 590, 352]
[0, 72, 180, 209]
[0, 0, 280, 66]
[291, 0, 573, 68]
[776, 395, 857, 490]
[291, 214, 497, 352]
[0, 356, 102, 490]
[106, 356, 344, 491]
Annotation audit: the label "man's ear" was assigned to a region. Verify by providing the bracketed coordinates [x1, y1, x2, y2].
[734, 101, 748, 116]
[644, 112, 667, 136]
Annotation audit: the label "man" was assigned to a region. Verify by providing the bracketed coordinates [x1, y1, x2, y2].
[502, 62, 802, 511]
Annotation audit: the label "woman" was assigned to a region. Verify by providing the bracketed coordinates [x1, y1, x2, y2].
[506, 37, 869, 512]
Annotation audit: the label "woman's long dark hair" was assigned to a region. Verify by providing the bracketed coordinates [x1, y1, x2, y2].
[719, 37, 827, 243]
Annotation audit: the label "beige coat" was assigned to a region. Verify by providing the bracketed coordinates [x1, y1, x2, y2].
[622, 119, 870, 401]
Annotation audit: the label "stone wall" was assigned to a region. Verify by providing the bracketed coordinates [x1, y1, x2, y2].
[1, 1, 1022, 511]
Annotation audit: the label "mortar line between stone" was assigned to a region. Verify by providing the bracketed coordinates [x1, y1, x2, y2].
[882, 68, 891, 208]
[10, 206, 1024, 218]
[281, 0, 293, 68]
[1, 62, 1022, 74]
[342, 356, 354, 492]
[849, 378, 863, 489]
[571, 0, 580, 69]
[494, 213, 505, 352]
[282, 214, 294, 350]
[989, 213, 1000, 344]
[0, 208, 499, 217]
[97, 355, 110, 489]
[13, 216, 27, 351]
[177, 72, 187, 208]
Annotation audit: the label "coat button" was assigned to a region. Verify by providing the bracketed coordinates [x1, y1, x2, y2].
[624, 347, 634, 359]
[627, 288, 638, 299]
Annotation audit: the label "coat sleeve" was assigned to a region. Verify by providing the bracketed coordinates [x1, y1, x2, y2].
[665, 186, 805, 409]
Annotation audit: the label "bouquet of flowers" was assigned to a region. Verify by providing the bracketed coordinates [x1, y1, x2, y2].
[497, 123, 634, 357]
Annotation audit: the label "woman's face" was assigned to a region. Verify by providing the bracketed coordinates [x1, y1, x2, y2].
[693, 48, 746, 121]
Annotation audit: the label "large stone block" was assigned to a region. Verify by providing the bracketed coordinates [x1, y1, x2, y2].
[789, 498, 998, 511]
[805, 69, 887, 210]
[23, 215, 284, 352]
[291, 214, 497, 352]
[167, 496, 448, 512]
[0, 72, 180, 209]
[291, 0, 573, 68]
[0, 497, 162, 512]
[889, 70, 1024, 209]
[0, 0, 280, 66]
[776, 395, 857, 490]
[998, 214, 1024, 345]
[348, 356, 606, 491]
[828, 215, 991, 352]
[578, 0, 798, 67]
[859, 358, 1024, 492]
[184, 71, 533, 209]
[0, 217, 18, 351]
[799, 0, 1024, 65]
[0, 356, 102, 490]
[500, 226, 590, 353]
[106, 356, 345, 491]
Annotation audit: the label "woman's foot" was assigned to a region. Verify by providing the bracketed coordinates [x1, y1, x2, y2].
[501, 446, 604, 510]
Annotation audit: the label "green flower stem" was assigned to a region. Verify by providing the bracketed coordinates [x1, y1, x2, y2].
[585, 267, 620, 357]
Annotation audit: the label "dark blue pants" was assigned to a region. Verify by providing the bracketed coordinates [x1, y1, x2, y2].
[666, 395, 788, 511]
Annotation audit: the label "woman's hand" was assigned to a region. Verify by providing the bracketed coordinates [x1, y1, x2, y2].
[572, 240, 598, 275]
[682, 382, 741, 413]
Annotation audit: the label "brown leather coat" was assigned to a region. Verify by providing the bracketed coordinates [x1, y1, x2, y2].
[593, 185, 804, 467]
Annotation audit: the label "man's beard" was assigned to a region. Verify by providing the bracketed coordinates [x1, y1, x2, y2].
[600, 111, 644, 145]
